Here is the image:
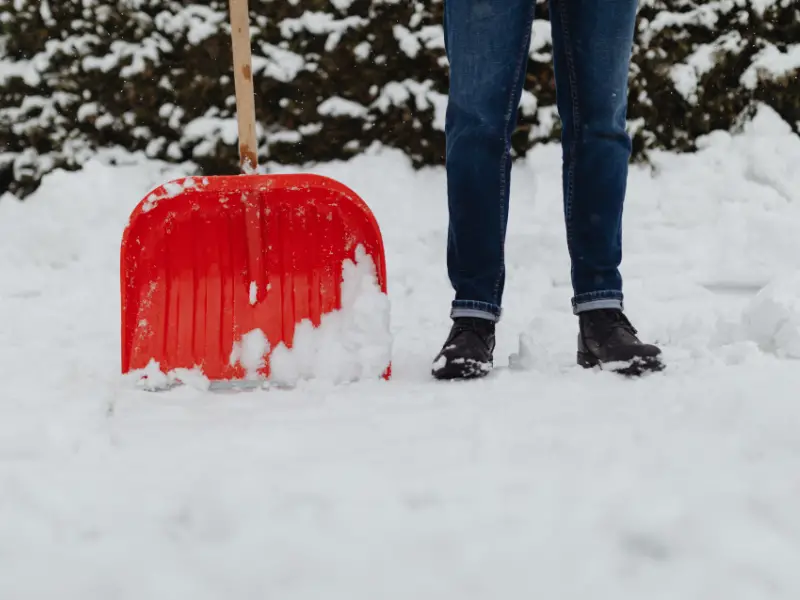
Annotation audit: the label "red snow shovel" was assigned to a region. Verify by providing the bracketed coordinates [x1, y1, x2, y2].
[120, 0, 389, 384]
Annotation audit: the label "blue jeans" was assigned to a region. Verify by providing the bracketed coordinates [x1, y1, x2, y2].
[445, 0, 637, 320]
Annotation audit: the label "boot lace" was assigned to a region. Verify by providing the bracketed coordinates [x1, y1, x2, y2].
[589, 309, 638, 342]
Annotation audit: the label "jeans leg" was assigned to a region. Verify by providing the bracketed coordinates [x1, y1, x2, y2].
[549, 0, 638, 314]
[444, 0, 537, 322]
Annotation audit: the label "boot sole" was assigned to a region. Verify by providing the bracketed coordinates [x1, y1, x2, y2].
[432, 358, 493, 381]
[577, 351, 664, 377]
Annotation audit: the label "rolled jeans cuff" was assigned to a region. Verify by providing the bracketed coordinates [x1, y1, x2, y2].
[572, 291, 623, 315]
[451, 300, 501, 322]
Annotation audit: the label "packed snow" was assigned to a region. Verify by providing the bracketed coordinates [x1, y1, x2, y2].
[268, 246, 392, 387]
[2, 106, 800, 597]
[229, 328, 271, 381]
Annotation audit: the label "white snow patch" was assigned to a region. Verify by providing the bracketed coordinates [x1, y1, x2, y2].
[372, 80, 445, 129]
[669, 32, 744, 102]
[529, 105, 559, 140]
[162, 181, 185, 198]
[279, 12, 367, 52]
[39, 0, 54, 25]
[529, 19, 552, 54]
[82, 39, 168, 79]
[142, 177, 203, 211]
[268, 246, 391, 386]
[353, 41, 371, 61]
[741, 272, 800, 358]
[183, 116, 239, 146]
[154, 5, 225, 46]
[124, 361, 210, 392]
[229, 329, 270, 380]
[416, 25, 445, 51]
[249, 281, 258, 305]
[741, 44, 800, 90]
[318, 97, 369, 119]
[750, 0, 781, 14]
[127, 358, 170, 391]
[646, 3, 721, 38]
[269, 130, 303, 144]
[519, 90, 538, 117]
[168, 367, 211, 391]
[253, 46, 305, 83]
[393, 25, 421, 58]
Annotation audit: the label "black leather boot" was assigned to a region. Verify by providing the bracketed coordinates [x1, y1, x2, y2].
[432, 317, 496, 380]
[577, 309, 663, 376]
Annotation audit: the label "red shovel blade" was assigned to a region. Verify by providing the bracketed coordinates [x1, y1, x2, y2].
[121, 173, 388, 382]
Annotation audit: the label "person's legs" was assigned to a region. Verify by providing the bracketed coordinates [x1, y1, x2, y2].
[443, 0, 537, 323]
[550, 0, 662, 373]
[549, 0, 636, 312]
[432, 0, 537, 380]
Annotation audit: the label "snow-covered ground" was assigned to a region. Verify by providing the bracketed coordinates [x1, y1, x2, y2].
[2, 106, 800, 598]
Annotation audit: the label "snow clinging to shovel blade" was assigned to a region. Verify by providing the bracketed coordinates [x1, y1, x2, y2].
[229, 329, 270, 380]
[268, 245, 391, 386]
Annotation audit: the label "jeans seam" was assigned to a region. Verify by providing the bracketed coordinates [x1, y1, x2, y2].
[452, 299, 499, 308]
[556, 0, 580, 285]
[491, 0, 536, 306]
[573, 290, 623, 301]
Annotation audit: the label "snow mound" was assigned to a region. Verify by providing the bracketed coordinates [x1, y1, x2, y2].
[741, 272, 800, 358]
[124, 360, 210, 392]
[229, 329, 271, 380]
[269, 245, 391, 386]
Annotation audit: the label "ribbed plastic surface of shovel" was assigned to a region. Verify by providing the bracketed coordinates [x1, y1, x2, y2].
[121, 174, 388, 381]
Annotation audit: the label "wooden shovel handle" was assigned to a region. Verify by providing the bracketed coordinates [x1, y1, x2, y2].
[229, 0, 258, 172]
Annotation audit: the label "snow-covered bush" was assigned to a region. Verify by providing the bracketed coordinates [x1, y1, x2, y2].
[630, 0, 800, 157]
[0, 0, 798, 198]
